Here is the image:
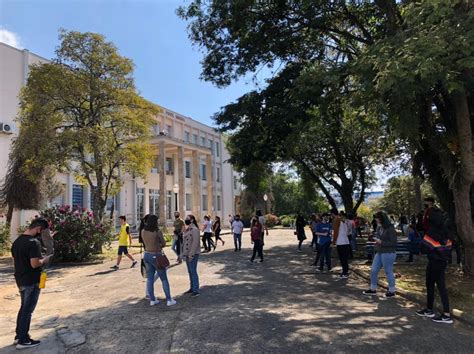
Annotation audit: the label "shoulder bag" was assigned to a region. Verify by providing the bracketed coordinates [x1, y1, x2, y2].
[156, 251, 170, 269]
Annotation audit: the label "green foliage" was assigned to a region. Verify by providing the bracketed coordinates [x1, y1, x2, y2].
[40, 205, 114, 262]
[15, 30, 159, 222]
[279, 215, 295, 228]
[0, 223, 10, 256]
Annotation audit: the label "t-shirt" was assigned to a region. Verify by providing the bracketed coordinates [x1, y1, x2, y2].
[118, 223, 130, 246]
[173, 218, 185, 234]
[316, 223, 332, 245]
[258, 216, 266, 227]
[11, 234, 42, 287]
[232, 220, 244, 234]
[204, 220, 213, 233]
[336, 221, 350, 245]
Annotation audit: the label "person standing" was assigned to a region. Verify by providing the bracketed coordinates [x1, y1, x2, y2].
[406, 223, 421, 263]
[11, 218, 52, 349]
[256, 210, 269, 247]
[181, 215, 201, 296]
[309, 214, 319, 250]
[232, 215, 244, 251]
[315, 215, 332, 272]
[111, 216, 137, 270]
[295, 213, 307, 252]
[249, 217, 264, 263]
[172, 212, 185, 263]
[333, 211, 351, 278]
[416, 203, 453, 324]
[362, 212, 398, 298]
[141, 215, 176, 307]
[228, 214, 234, 228]
[213, 216, 225, 246]
[202, 215, 215, 252]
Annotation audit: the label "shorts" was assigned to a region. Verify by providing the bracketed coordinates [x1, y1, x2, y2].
[118, 246, 129, 255]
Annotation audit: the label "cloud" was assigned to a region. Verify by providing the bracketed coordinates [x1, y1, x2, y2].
[0, 27, 22, 49]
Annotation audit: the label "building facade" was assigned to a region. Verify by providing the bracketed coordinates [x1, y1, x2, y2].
[0, 42, 241, 235]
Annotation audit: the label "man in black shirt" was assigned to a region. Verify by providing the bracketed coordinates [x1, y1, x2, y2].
[11, 218, 51, 349]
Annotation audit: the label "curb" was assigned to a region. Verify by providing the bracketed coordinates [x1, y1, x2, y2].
[351, 266, 474, 326]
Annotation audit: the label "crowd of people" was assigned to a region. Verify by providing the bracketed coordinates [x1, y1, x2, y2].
[9, 197, 460, 349]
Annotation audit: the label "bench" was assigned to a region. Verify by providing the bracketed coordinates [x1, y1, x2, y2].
[365, 240, 411, 260]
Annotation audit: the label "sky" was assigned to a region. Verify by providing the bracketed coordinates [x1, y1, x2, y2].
[0, 0, 265, 127]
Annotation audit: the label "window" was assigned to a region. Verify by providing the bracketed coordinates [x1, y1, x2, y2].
[234, 176, 238, 190]
[152, 123, 160, 136]
[72, 184, 84, 209]
[216, 167, 220, 182]
[167, 190, 172, 219]
[185, 161, 191, 178]
[136, 188, 145, 221]
[151, 156, 158, 174]
[216, 142, 220, 157]
[165, 157, 173, 175]
[51, 184, 66, 206]
[193, 134, 198, 144]
[202, 194, 208, 211]
[166, 124, 173, 136]
[200, 164, 207, 180]
[209, 139, 213, 152]
[186, 193, 192, 211]
[201, 136, 206, 146]
[216, 195, 221, 211]
[149, 189, 159, 216]
[185, 131, 190, 142]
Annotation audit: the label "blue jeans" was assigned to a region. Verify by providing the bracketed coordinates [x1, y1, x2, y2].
[144, 252, 172, 301]
[16, 284, 41, 342]
[319, 242, 332, 270]
[185, 254, 200, 293]
[233, 233, 242, 250]
[370, 252, 397, 292]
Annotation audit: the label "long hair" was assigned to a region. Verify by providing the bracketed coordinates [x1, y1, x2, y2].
[188, 214, 199, 228]
[374, 211, 392, 229]
[251, 217, 260, 228]
[144, 214, 159, 232]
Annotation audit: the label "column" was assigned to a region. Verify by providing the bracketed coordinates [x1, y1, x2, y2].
[206, 154, 213, 216]
[178, 146, 185, 214]
[192, 150, 201, 221]
[158, 142, 166, 226]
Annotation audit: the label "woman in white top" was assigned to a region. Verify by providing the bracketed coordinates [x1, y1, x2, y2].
[201, 215, 215, 252]
[334, 212, 351, 278]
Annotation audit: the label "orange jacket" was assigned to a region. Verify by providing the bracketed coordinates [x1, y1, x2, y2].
[332, 216, 341, 245]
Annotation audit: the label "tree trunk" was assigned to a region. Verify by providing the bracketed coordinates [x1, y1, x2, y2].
[452, 182, 474, 276]
[6, 205, 13, 224]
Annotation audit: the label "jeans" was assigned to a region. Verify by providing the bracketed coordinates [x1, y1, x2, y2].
[144, 252, 172, 301]
[319, 242, 332, 270]
[426, 259, 450, 313]
[233, 233, 242, 250]
[370, 252, 396, 292]
[16, 284, 41, 342]
[251, 239, 263, 261]
[337, 244, 351, 275]
[202, 232, 214, 251]
[351, 231, 357, 251]
[186, 254, 200, 293]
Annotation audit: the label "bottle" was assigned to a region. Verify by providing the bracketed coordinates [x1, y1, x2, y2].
[39, 271, 47, 289]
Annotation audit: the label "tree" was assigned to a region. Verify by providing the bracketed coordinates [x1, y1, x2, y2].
[13, 30, 159, 224]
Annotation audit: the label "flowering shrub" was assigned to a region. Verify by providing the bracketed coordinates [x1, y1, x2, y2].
[264, 214, 279, 228]
[41, 205, 114, 262]
[0, 223, 10, 256]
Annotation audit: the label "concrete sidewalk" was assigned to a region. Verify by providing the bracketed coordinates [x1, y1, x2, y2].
[1, 229, 473, 353]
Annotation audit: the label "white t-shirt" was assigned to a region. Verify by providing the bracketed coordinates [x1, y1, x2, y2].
[204, 220, 212, 233]
[336, 221, 350, 245]
[232, 220, 244, 234]
[258, 216, 266, 228]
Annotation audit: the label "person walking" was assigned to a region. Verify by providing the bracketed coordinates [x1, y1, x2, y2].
[181, 215, 201, 296]
[362, 211, 398, 298]
[141, 215, 176, 307]
[232, 215, 244, 251]
[11, 218, 52, 349]
[111, 216, 137, 270]
[249, 217, 264, 263]
[333, 211, 351, 278]
[315, 214, 332, 272]
[256, 210, 269, 247]
[202, 215, 215, 252]
[295, 213, 307, 252]
[416, 203, 453, 324]
[213, 216, 225, 246]
[173, 212, 185, 263]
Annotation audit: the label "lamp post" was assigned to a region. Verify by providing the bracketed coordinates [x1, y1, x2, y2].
[263, 194, 268, 215]
[173, 183, 179, 212]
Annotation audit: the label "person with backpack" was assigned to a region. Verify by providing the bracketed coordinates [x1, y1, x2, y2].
[249, 217, 264, 263]
[416, 198, 453, 324]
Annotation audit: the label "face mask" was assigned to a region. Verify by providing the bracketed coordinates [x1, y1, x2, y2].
[424, 204, 429, 209]
[185, 220, 191, 225]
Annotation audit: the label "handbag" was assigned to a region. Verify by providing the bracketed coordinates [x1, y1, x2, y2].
[156, 251, 170, 269]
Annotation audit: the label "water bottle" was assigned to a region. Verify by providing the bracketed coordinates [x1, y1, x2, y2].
[39, 271, 47, 289]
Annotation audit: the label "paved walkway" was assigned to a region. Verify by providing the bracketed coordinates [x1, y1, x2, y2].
[0, 229, 473, 353]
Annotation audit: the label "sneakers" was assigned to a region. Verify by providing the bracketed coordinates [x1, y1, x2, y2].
[191, 292, 200, 297]
[384, 291, 396, 298]
[340, 274, 349, 279]
[150, 300, 160, 306]
[110, 265, 119, 270]
[248, 259, 254, 263]
[297, 249, 302, 253]
[131, 261, 138, 268]
[184, 289, 193, 294]
[315, 268, 322, 273]
[16, 339, 40, 349]
[167, 299, 177, 307]
[415, 308, 435, 318]
[362, 289, 377, 296]
[258, 259, 264, 263]
[432, 314, 453, 324]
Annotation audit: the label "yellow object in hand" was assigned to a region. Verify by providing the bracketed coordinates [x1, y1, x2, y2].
[39, 271, 47, 289]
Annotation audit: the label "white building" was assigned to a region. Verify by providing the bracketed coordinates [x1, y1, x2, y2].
[0, 42, 242, 235]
